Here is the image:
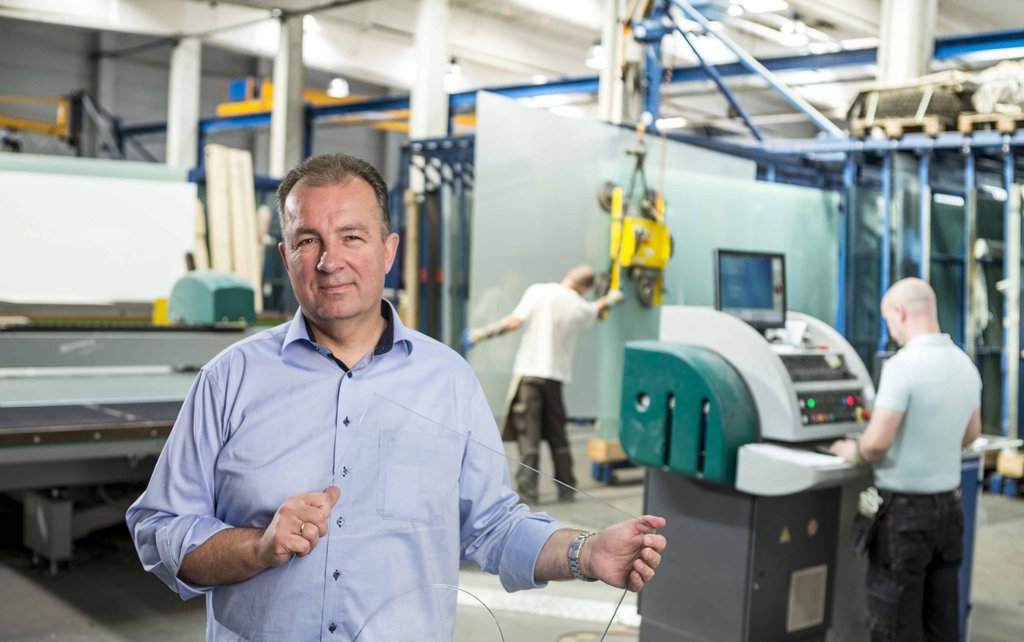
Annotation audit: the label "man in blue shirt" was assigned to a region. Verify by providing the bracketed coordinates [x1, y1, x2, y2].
[127, 153, 667, 641]
[831, 278, 981, 642]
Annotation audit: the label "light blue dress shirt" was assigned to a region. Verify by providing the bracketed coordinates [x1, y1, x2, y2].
[126, 302, 562, 641]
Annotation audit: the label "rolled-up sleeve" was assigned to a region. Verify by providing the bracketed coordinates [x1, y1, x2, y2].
[126, 369, 232, 600]
[456, 374, 563, 592]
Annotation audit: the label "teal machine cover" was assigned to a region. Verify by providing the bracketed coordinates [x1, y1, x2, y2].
[168, 271, 256, 325]
[620, 341, 759, 485]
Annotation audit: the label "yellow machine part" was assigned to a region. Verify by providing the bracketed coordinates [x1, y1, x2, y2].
[215, 78, 368, 118]
[607, 185, 671, 309]
[0, 95, 69, 139]
[610, 216, 671, 270]
[609, 186, 625, 293]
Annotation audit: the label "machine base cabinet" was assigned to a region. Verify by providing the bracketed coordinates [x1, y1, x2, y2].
[640, 470, 841, 642]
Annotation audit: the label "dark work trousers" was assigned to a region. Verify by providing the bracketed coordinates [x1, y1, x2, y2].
[510, 376, 576, 500]
[860, 490, 964, 642]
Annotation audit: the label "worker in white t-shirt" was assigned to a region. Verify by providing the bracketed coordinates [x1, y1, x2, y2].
[463, 265, 624, 503]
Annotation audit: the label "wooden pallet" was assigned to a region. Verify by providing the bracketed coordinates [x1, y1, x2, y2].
[851, 115, 953, 138]
[958, 111, 1024, 135]
[587, 438, 627, 463]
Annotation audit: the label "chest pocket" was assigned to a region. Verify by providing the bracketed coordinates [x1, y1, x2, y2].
[377, 429, 462, 524]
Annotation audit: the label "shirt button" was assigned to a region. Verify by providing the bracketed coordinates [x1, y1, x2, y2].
[333, 569, 340, 581]
[347, 371, 353, 378]
[329, 623, 336, 633]
[336, 516, 345, 527]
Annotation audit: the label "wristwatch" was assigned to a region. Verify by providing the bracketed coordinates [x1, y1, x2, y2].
[568, 532, 598, 582]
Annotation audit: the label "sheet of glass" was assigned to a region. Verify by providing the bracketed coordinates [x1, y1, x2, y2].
[0, 152, 188, 182]
[244, 394, 647, 642]
[469, 93, 840, 443]
[1, 169, 196, 303]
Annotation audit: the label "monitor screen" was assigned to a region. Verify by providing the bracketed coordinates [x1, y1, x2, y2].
[714, 249, 786, 330]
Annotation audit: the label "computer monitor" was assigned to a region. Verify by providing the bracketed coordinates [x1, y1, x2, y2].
[714, 249, 787, 330]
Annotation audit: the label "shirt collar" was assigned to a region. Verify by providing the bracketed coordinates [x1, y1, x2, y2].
[903, 333, 952, 348]
[282, 299, 414, 357]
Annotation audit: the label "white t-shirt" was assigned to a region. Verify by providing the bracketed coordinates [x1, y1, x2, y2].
[873, 333, 982, 493]
[510, 282, 599, 383]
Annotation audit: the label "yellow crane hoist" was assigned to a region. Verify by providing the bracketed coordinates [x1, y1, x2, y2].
[599, 131, 673, 313]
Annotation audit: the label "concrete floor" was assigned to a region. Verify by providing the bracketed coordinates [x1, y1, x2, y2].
[1, 424, 1022, 642]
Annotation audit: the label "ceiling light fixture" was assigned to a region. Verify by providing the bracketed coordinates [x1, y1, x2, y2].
[585, 42, 607, 70]
[737, 0, 789, 12]
[327, 77, 349, 98]
[655, 116, 688, 129]
[532, 75, 549, 84]
[447, 57, 461, 77]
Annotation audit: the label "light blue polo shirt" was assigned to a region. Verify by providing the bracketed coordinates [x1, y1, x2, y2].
[873, 333, 982, 493]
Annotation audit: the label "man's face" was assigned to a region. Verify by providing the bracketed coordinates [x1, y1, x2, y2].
[278, 178, 399, 329]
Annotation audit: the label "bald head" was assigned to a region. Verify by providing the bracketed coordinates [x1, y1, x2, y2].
[564, 265, 596, 292]
[882, 278, 937, 317]
[881, 278, 940, 346]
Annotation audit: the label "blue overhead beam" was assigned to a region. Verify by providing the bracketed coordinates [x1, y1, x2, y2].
[935, 27, 1024, 58]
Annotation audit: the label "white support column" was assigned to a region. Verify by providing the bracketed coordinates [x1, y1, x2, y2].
[166, 36, 202, 169]
[269, 15, 305, 178]
[878, 0, 937, 83]
[409, 0, 450, 144]
[597, 0, 626, 124]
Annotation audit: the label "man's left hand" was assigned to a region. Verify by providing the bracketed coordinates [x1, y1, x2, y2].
[829, 438, 858, 462]
[582, 515, 667, 592]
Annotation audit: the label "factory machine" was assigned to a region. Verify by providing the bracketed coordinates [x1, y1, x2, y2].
[0, 272, 257, 573]
[621, 249, 877, 642]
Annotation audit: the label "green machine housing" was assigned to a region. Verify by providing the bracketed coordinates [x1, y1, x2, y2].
[168, 271, 256, 326]
[619, 341, 759, 485]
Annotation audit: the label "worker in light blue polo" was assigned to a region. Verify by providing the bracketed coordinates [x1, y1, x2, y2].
[831, 277, 981, 642]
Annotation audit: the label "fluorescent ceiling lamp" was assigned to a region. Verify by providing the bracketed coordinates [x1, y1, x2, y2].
[934, 193, 965, 207]
[303, 15, 322, 33]
[521, 94, 582, 109]
[532, 75, 549, 84]
[841, 37, 880, 50]
[585, 43, 606, 70]
[655, 117, 688, 129]
[327, 77, 350, 98]
[728, 4, 744, 16]
[736, 0, 788, 13]
[808, 42, 842, 54]
[982, 186, 1008, 200]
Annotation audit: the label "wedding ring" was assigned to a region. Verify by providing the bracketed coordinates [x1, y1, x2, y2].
[299, 522, 306, 536]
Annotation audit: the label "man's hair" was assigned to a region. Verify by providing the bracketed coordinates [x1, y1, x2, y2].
[276, 154, 391, 239]
[566, 265, 596, 291]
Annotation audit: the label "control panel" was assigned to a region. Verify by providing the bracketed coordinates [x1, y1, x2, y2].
[780, 354, 853, 382]
[797, 389, 869, 426]
[660, 307, 875, 442]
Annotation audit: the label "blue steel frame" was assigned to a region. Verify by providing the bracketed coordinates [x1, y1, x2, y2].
[396, 136, 475, 341]
[674, 26, 764, 140]
[878, 153, 892, 352]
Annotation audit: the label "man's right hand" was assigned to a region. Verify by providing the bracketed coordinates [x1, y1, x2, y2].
[257, 486, 341, 568]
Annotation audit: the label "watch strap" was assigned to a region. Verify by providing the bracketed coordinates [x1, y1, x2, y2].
[568, 532, 598, 582]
